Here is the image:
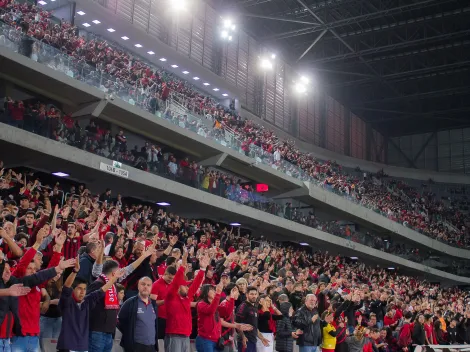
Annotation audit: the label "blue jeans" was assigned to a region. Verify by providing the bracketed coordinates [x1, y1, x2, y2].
[11, 336, 39, 352]
[300, 346, 318, 352]
[0, 339, 11, 352]
[377, 320, 384, 329]
[195, 336, 218, 352]
[88, 331, 113, 352]
[39, 316, 62, 338]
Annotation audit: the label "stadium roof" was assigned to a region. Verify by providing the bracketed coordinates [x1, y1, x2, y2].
[211, 0, 470, 136]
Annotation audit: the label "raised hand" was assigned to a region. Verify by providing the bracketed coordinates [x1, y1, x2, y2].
[7, 284, 31, 297]
[58, 257, 76, 271]
[215, 281, 223, 294]
[199, 254, 210, 270]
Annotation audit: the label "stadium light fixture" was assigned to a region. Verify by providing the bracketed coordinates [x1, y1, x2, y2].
[213, 88, 219, 91]
[228, 36, 233, 41]
[193, 77, 200, 80]
[134, 44, 143, 48]
[260, 58, 273, 70]
[92, 20, 101, 24]
[221, 30, 228, 39]
[299, 242, 309, 246]
[147, 51, 155, 55]
[77, 11, 86, 15]
[121, 36, 129, 40]
[229, 222, 241, 226]
[82, 23, 91, 27]
[52, 172, 69, 177]
[170, 0, 187, 11]
[350, 256, 358, 260]
[222, 93, 228, 97]
[294, 82, 307, 94]
[271, 53, 276, 59]
[38, 1, 47, 5]
[156, 202, 171, 206]
[107, 28, 115, 32]
[300, 76, 309, 84]
[182, 71, 189, 74]
[159, 58, 167, 61]
[388, 267, 395, 270]
[203, 82, 210, 86]
[171, 64, 178, 68]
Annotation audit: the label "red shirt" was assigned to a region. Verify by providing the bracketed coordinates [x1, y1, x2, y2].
[197, 293, 222, 342]
[384, 315, 397, 327]
[165, 267, 205, 335]
[151, 278, 170, 319]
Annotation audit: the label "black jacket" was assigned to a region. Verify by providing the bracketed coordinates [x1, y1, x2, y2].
[275, 302, 295, 352]
[0, 266, 57, 337]
[412, 323, 426, 345]
[293, 305, 321, 347]
[117, 295, 159, 351]
[87, 276, 119, 334]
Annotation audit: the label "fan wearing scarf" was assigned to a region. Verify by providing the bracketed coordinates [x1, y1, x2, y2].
[56, 255, 125, 352]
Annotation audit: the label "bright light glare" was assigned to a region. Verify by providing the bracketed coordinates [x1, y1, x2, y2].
[229, 222, 241, 226]
[171, 64, 178, 68]
[182, 71, 189, 74]
[221, 30, 228, 39]
[170, 0, 187, 11]
[213, 88, 219, 91]
[107, 28, 115, 32]
[299, 242, 309, 246]
[222, 93, 228, 97]
[260, 58, 273, 70]
[52, 172, 69, 177]
[82, 23, 91, 27]
[38, 1, 47, 5]
[77, 11, 85, 15]
[135, 44, 143, 48]
[121, 36, 129, 40]
[223, 19, 232, 28]
[231, 25, 236, 30]
[159, 58, 167, 61]
[92, 20, 101, 24]
[203, 82, 210, 86]
[147, 51, 155, 55]
[228, 36, 232, 41]
[193, 77, 200, 80]
[294, 82, 307, 94]
[300, 76, 309, 84]
[271, 53, 276, 59]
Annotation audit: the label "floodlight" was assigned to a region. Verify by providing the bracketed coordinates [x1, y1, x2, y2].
[77, 11, 85, 15]
[294, 82, 307, 94]
[300, 76, 309, 84]
[260, 58, 273, 70]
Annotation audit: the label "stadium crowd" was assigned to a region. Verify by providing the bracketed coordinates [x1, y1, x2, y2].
[0, 167, 469, 352]
[0, 100, 440, 269]
[1, 0, 470, 250]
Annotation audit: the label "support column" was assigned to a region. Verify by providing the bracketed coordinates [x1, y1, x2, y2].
[365, 122, 372, 161]
[319, 92, 327, 149]
[344, 108, 351, 156]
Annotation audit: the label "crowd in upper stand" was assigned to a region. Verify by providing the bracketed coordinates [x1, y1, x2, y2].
[0, 166, 470, 352]
[2, 101, 456, 273]
[0, 0, 469, 250]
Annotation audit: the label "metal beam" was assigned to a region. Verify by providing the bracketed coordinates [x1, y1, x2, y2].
[315, 68, 376, 77]
[388, 138, 416, 168]
[328, 60, 470, 88]
[298, 7, 470, 43]
[308, 29, 470, 64]
[359, 86, 470, 105]
[366, 107, 470, 124]
[412, 131, 436, 163]
[295, 0, 404, 99]
[239, 13, 321, 25]
[262, 0, 446, 40]
[296, 30, 327, 62]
